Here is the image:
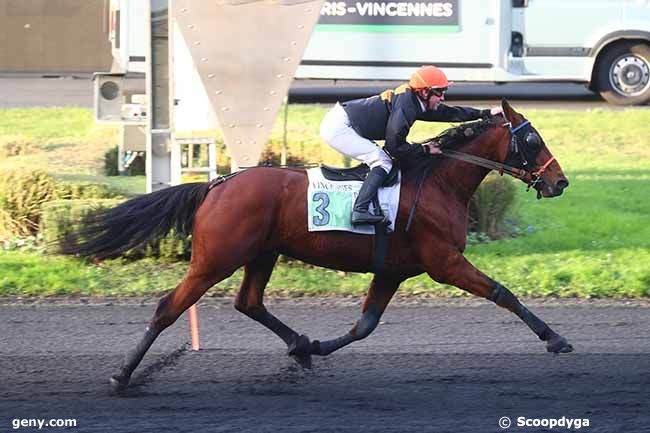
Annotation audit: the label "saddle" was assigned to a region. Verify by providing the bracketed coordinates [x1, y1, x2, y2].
[318, 163, 397, 275]
[319, 163, 400, 187]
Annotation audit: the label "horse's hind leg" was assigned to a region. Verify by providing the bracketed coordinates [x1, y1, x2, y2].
[428, 252, 573, 353]
[233, 252, 312, 368]
[310, 273, 404, 357]
[110, 265, 232, 391]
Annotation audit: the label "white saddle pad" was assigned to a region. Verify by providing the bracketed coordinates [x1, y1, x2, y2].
[306, 167, 401, 235]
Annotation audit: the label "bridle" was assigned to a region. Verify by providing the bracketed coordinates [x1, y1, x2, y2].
[503, 117, 556, 193]
[440, 114, 555, 197]
[405, 114, 555, 231]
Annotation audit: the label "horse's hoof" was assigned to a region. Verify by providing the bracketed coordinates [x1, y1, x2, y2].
[546, 335, 574, 354]
[287, 334, 313, 369]
[110, 374, 129, 393]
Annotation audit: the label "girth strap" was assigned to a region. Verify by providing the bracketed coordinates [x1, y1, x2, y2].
[370, 195, 390, 274]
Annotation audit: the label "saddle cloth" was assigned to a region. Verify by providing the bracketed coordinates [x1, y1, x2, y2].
[306, 167, 401, 235]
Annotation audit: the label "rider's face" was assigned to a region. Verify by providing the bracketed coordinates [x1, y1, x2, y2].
[427, 92, 444, 110]
[420, 89, 445, 110]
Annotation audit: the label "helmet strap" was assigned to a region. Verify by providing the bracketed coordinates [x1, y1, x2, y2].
[416, 89, 430, 103]
[419, 89, 437, 109]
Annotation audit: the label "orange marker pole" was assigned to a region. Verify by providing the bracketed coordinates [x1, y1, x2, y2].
[189, 304, 200, 351]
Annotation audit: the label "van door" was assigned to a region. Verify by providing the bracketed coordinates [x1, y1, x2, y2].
[517, 0, 624, 79]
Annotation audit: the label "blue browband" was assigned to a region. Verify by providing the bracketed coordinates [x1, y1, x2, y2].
[511, 120, 530, 133]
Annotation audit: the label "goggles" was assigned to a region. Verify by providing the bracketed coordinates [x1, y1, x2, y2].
[427, 87, 448, 98]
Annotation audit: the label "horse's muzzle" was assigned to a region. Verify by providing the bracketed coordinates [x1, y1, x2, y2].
[555, 179, 569, 193]
[547, 179, 569, 197]
[542, 178, 569, 197]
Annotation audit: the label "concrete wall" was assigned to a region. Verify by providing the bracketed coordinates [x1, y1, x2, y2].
[0, 0, 112, 73]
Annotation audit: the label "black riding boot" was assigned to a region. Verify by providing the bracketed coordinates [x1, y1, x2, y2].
[351, 166, 389, 225]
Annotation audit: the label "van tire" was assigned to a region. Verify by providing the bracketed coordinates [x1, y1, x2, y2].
[594, 41, 650, 106]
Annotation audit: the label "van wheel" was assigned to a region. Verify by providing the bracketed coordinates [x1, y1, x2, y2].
[594, 42, 650, 106]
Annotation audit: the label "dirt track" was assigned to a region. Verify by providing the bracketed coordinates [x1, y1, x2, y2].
[0, 297, 648, 432]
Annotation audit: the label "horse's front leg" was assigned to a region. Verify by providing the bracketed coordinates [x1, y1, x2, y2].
[428, 251, 573, 353]
[310, 273, 404, 357]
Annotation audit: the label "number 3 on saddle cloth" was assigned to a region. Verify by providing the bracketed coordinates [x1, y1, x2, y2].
[307, 164, 401, 235]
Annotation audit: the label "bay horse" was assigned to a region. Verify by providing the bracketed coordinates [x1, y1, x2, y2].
[61, 100, 573, 392]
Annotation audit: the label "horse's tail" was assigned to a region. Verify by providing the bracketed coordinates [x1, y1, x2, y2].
[60, 182, 210, 259]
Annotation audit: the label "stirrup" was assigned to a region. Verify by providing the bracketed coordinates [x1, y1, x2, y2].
[351, 210, 386, 225]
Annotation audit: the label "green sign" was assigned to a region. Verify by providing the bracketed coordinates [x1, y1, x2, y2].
[317, 0, 460, 32]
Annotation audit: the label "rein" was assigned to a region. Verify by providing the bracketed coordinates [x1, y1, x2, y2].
[440, 149, 531, 182]
[405, 159, 434, 232]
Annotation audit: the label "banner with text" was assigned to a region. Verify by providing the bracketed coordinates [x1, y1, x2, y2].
[317, 0, 460, 32]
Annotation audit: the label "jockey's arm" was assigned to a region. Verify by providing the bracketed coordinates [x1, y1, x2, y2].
[420, 103, 492, 122]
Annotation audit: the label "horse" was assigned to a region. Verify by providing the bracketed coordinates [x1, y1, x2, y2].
[61, 100, 573, 392]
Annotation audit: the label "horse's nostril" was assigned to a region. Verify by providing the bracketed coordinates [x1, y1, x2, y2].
[556, 179, 569, 190]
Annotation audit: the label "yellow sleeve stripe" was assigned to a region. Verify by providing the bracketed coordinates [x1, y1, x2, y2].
[394, 84, 409, 94]
[380, 84, 409, 102]
[380, 89, 394, 102]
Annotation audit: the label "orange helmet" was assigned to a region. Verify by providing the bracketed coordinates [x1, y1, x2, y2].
[409, 65, 449, 90]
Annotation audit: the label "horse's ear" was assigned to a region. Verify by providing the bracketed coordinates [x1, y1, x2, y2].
[501, 98, 517, 121]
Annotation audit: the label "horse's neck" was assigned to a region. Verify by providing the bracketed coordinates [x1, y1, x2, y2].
[435, 126, 508, 203]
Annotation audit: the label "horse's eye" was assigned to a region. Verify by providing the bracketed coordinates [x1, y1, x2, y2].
[525, 133, 541, 149]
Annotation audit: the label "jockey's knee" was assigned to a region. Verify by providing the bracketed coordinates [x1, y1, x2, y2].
[367, 146, 392, 174]
[369, 159, 392, 174]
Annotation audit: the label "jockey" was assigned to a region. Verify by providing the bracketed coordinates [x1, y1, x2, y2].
[320, 65, 503, 225]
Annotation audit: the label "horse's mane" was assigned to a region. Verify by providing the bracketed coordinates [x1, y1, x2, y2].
[414, 116, 500, 150]
[404, 116, 501, 175]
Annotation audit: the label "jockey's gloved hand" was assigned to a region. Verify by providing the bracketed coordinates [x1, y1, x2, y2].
[422, 141, 442, 155]
[490, 106, 503, 116]
[480, 106, 503, 118]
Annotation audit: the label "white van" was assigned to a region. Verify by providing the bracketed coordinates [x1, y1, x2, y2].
[296, 0, 650, 105]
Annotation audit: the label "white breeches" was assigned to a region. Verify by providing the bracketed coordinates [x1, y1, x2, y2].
[320, 103, 393, 173]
